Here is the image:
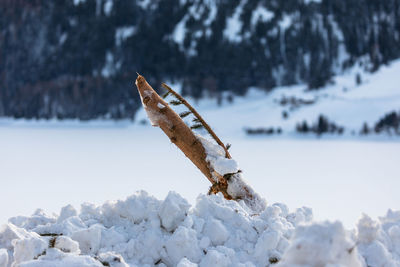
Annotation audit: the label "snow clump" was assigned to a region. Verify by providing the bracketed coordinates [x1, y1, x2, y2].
[0, 191, 400, 266]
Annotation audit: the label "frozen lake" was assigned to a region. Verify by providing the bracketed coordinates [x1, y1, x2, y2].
[0, 122, 399, 228]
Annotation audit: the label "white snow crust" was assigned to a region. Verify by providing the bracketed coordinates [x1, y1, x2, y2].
[1, 191, 400, 266]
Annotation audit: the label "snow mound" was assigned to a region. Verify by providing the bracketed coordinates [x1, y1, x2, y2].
[278, 221, 362, 266]
[0, 191, 399, 266]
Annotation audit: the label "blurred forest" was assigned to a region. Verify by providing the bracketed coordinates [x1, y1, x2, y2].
[1, 0, 400, 119]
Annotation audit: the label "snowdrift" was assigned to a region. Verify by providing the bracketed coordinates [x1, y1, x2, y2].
[1, 191, 399, 267]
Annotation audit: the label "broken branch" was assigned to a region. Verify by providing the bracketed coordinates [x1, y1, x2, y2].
[135, 75, 265, 212]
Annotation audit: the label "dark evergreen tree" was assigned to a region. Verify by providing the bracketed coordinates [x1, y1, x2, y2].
[374, 111, 400, 134]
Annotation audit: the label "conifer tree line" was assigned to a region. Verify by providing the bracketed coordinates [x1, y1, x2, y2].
[1, 0, 399, 119]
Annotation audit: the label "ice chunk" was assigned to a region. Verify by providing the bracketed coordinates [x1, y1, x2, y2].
[101, 191, 161, 226]
[177, 257, 198, 267]
[9, 209, 56, 231]
[388, 225, 400, 255]
[165, 226, 202, 265]
[0, 223, 32, 251]
[277, 221, 362, 267]
[286, 206, 313, 226]
[34, 215, 87, 236]
[360, 241, 392, 267]
[0, 249, 8, 267]
[54, 236, 80, 254]
[357, 214, 379, 243]
[203, 218, 229, 246]
[199, 237, 210, 249]
[100, 227, 127, 249]
[200, 250, 231, 267]
[12, 233, 47, 264]
[254, 230, 280, 263]
[71, 224, 102, 254]
[356, 210, 400, 267]
[57, 205, 77, 223]
[159, 191, 190, 232]
[18, 248, 104, 267]
[97, 252, 129, 267]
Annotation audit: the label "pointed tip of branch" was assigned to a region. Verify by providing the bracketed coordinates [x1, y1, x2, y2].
[136, 72, 145, 81]
[135, 73, 146, 88]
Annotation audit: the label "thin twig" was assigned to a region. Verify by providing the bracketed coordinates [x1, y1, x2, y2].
[162, 83, 231, 159]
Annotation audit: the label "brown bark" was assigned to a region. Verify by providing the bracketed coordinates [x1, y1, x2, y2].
[161, 83, 231, 159]
[135, 75, 215, 185]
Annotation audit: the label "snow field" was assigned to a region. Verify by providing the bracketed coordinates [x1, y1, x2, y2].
[0, 124, 399, 228]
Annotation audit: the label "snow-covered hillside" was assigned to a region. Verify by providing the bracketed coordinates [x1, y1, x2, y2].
[135, 58, 400, 137]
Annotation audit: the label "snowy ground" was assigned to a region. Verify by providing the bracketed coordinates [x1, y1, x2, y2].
[0, 122, 399, 229]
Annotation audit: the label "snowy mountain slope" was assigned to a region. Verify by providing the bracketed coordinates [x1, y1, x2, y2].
[135, 58, 400, 137]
